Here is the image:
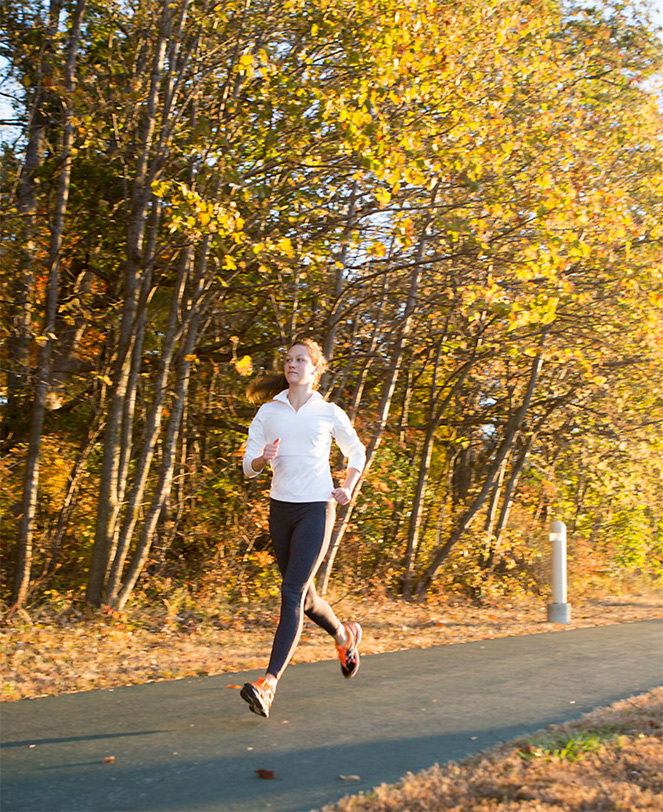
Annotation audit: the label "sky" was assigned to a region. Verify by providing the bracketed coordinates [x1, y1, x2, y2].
[649, 0, 663, 30]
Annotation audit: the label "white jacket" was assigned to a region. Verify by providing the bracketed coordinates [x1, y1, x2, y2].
[243, 390, 366, 502]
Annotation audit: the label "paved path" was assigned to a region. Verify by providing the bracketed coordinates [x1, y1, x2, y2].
[1, 620, 662, 812]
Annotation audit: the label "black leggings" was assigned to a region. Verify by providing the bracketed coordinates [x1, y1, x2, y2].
[267, 499, 342, 680]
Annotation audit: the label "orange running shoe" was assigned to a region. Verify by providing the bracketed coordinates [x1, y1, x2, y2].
[240, 676, 276, 718]
[336, 621, 362, 678]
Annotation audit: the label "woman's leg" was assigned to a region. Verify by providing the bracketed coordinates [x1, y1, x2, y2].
[267, 500, 342, 680]
[301, 501, 341, 629]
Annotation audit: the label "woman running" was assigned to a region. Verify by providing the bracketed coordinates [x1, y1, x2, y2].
[240, 338, 366, 718]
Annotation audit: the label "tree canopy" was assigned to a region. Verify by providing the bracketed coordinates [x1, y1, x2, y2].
[1, 0, 662, 613]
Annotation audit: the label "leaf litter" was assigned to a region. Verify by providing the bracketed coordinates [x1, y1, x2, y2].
[2, 589, 660, 702]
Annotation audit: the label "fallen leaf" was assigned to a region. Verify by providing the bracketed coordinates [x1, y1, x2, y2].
[102, 756, 115, 764]
[226, 684, 242, 689]
[256, 769, 276, 780]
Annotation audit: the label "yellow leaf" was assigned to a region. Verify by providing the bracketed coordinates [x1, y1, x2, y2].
[375, 188, 391, 207]
[234, 355, 253, 376]
[151, 180, 169, 197]
[351, 110, 365, 127]
[277, 237, 295, 258]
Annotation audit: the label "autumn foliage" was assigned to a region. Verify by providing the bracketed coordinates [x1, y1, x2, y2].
[1, 0, 662, 614]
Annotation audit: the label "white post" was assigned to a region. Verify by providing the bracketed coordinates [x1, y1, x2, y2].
[547, 520, 571, 623]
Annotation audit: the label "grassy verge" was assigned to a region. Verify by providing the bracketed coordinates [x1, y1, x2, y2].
[317, 688, 663, 812]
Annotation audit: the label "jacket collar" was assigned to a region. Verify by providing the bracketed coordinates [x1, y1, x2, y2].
[273, 389, 323, 408]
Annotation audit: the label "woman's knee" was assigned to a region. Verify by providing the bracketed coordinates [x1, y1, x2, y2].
[302, 584, 320, 614]
[281, 581, 306, 611]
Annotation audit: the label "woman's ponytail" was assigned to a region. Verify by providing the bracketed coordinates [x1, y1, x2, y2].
[246, 372, 288, 404]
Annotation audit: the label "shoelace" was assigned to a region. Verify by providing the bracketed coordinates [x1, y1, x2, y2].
[342, 635, 357, 662]
[255, 678, 275, 700]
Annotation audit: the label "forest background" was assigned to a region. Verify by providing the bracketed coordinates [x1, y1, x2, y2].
[1, 0, 662, 627]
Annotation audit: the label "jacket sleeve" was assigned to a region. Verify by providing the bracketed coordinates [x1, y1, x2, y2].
[332, 405, 366, 472]
[242, 408, 266, 478]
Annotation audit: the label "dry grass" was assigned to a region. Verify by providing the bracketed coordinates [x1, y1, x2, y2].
[1, 586, 661, 702]
[317, 688, 663, 812]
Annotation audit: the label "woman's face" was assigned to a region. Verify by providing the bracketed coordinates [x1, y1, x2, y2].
[284, 344, 317, 387]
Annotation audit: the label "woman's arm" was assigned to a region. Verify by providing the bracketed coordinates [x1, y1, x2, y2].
[331, 466, 362, 505]
[332, 405, 366, 474]
[251, 438, 280, 473]
[330, 404, 366, 505]
[243, 408, 269, 478]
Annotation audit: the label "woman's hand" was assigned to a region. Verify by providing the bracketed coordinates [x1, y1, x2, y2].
[262, 438, 280, 462]
[251, 438, 280, 473]
[331, 467, 361, 505]
[331, 486, 352, 505]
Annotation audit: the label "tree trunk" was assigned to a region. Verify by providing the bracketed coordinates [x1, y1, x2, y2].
[113, 306, 206, 610]
[414, 347, 546, 600]
[104, 247, 192, 603]
[347, 274, 386, 421]
[323, 180, 358, 364]
[402, 347, 476, 596]
[491, 433, 536, 552]
[10, 0, 86, 612]
[484, 457, 508, 538]
[4, 1, 61, 430]
[87, 8, 171, 605]
[317, 184, 440, 593]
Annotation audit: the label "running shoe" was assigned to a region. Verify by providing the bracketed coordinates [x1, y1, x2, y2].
[240, 676, 276, 718]
[336, 621, 362, 678]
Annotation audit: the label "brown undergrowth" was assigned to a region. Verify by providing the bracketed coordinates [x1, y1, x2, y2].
[1, 586, 661, 702]
[317, 688, 663, 812]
